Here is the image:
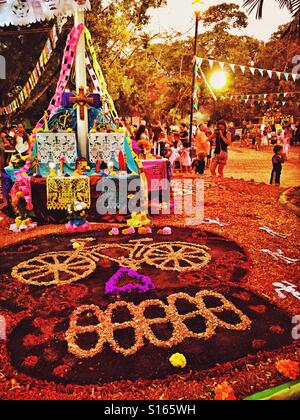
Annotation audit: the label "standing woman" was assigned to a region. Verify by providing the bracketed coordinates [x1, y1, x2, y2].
[209, 120, 232, 178]
[283, 126, 291, 159]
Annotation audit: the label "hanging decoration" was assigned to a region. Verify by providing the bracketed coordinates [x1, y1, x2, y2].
[36, 23, 84, 128]
[84, 27, 118, 120]
[0, 0, 90, 27]
[46, 175, 91, 211]
[220, 91, 300, 102]
[195, 57, 299, 83]
[0, 21, 65, 116]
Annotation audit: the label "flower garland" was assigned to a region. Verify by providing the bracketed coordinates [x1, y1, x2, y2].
[105, 268, 156, 295]
[66, 290, 251, 359]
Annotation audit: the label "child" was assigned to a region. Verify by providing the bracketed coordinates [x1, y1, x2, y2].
[192, 153, 206, 175]
[270, 145, 286, 185]
[261, 130, 268, 151]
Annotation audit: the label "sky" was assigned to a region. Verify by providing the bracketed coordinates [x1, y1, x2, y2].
[148, 0, 292, 42]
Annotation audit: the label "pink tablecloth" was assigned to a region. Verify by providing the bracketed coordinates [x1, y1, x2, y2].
[142, 159, 169, 191]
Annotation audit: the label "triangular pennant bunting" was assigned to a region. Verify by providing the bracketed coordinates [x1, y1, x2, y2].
[240, 65, 246, 74]
[229, 63, 236, 72]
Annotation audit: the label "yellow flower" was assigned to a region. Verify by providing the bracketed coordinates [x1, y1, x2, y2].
[72, 242, 81, 250]
[15, 217, 22, 227]
[90, 129, 97, 133]
[66, 128, 73, 133]
[169, 353, 187, 369]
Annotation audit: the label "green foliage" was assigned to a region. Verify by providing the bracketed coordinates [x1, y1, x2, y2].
[0, 1, 299, 126]
[203, 3, 248, 31]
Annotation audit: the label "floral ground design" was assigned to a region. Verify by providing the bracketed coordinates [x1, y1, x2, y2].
[0, 227, 297, 388]
[0, 178, 299, 400]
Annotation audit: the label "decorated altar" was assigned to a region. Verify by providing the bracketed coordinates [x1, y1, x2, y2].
[1, 12, 169, 226]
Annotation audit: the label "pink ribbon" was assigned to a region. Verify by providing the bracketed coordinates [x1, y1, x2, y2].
[36, 23, 84, 128]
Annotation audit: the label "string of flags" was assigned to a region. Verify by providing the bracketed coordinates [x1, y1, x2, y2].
[221, 91, 300, 101]
[220, 91, 300, 107]
[0, 22, 65, 116]
[196, 57, 300, 83]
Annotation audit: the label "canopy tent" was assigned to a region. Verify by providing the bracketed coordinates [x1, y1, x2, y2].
[0, 0, 90, 27]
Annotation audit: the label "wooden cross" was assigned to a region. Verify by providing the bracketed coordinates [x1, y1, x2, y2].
[69, 86, 94, 120]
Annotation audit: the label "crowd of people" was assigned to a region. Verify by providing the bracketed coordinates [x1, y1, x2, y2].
[128, 119, 233, 178]
[128, 118, 300, 184]
[0, 122, 31, 171]
[239, 120, 300, 158]
[1, 118, 300, 186]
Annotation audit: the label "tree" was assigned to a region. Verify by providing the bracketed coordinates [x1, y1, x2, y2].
[243, 0, 300, 18]
[0, 0, 167, 124]
[243, 0, 300, 37]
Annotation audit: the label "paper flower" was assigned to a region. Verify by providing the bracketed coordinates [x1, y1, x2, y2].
[127, 213, 148, 228]
[122, 226, 135, 235]
[109, 228, 120, 236]
[158, 227, 172, 235]
[138, 227, 152, 235]
[105, 268, 155, 295]
[276, 360, 300, 380]
[137, 139, 152, 151]
[214, 381, 236, 401]
[169, 353, 187, 369]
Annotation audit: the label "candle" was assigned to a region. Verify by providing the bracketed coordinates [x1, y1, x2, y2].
[96, 159, 101, 173]
[49, 162, 56, 178]
[60, 157, 66, 174]
[107, 161, 114, 173]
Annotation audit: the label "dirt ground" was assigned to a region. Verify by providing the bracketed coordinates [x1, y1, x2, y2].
[225, 143, 300, 187]
[0, 149, 299, 400]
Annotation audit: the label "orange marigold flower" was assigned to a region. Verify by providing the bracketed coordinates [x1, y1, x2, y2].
[214, 381, 236, 401]
[276, 360, 300, 381]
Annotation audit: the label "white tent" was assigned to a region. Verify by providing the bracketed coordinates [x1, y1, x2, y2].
[0, 0, 90, 27]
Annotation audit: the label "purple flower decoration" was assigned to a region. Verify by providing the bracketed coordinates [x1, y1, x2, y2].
[105, 268, 155, 295]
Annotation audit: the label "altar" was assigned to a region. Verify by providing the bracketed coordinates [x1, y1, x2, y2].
[29, 174, 140, 224]
[1, 11, 170, 229]
[2, 127, 169, 224]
